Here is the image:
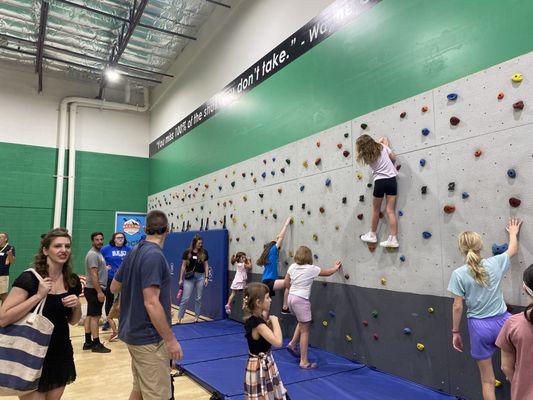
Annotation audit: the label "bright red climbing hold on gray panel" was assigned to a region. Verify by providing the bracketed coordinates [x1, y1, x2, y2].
[513, 101, 524, 110]
[443, 204, 456, 214]
[509, 197, 521, 208]
[396, 164, 401, 171]
[421, 106, 429, 113]
[450, 116, 460, 126]
[343, 150, 350, 158]
[497, 92, 505, 100]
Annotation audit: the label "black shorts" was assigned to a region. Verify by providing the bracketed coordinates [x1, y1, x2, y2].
[373, 177, 397, 198]
[262, 279, 276, 297]
[84, 287, 105, 316]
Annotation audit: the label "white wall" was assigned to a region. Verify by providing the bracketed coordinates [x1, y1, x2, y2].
[150, 0, 335, 140]
[0, 61, 150, 158]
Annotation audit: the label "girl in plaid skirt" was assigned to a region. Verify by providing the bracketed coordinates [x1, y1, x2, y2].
[243, 282, 288, 400]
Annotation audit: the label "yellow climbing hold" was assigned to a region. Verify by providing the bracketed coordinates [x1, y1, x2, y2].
[300, 219, 305, 225]
[312, 234, 318, 241]
[428, 307, 435, 313]
[345, 335, 352, 342]
[232, 217, 237, 223]
[380, 278, 387, 286]
[243, 223, 247, 229]
[511, 73, 523, 83]
[243, 195, 248, 201]
[303, 160, 309, 168]
[290, 217, 294, 224]
[494, 379, 502, 388]
[417, 343, 425, 351]
[335, 225, 340, 231]
[322, 320, 328, 327]
[356, 172, 363, 180]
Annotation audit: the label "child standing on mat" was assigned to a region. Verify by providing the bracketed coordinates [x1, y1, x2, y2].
[225, 252, 252, 315]
[356, 134, 399, 248]
[496, 264, 533, 400]
[284, 246, 342, 369]
[448, 218, 522, 400]
[256, 217, 292, 313]
[243, 282, 288, 400]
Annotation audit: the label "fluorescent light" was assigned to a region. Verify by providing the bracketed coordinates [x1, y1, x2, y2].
[105, 68, 121, 82]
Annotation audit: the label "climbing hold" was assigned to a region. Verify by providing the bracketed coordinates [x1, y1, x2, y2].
[314, 254, 318, 260]
[259, 193, 264, 198]
[278, 188, 282, 194]
[232, 216, 237, 223]
[236, 237, 240, 242]
[462, 192, 469, 199]
[447, 93, 458, 101]
[251, 236, 255, 241]
[507, 168, 516, 179]
[300, 219, 304, 225]
[271, 171, 275, 176]
[371, 310, 379, 318]
[289, 205, 293, 211]
[416, 343, 425, 351]
[289, 251, 294, 257]
[260, 209, 264, 214]
[344, 133, 349, 138]
[403, 328, 412, 335]
[328, 310, 336, 318]
[497, 92, 505, 100]
[335, 225, 340, 231]
[509, 197, 521, 208]
[261, 172, 266, 178]
[400, 111, 407, 118]
[289, 217, 294, 225]
[495, 379, 502, 388]
[419, 159, 426, 167]
[474, 149, 482, 158]
[280, 167, 285, 174]
[243, 195, 248, 202]
[315, 157, 322, 166]
[421, 186, 428, 195]
[448, 182, 455, 191]
[395, 164, 401, 171]
[356, 172, 363, 180]
[316, 141, 321, 148]
[400, 255, 406, 262]
[360, 123, 368, 130]
[312, 234, 318, 241]
[421, 128, 430, 136]
[427, 307, 434, 313]
[344, 273, 350, 280]
[263, 160, 267, 165]
[380, 277, 387, 286]
[325, 178, 331, 187]
[299, 185, 305, 192]
[342, 197, 347, 204]
[303, 160, 308, 168]
[362, 320, 369, 327]
[421, 105, 429, 113]
[367, 183, 373, 188]
[319, 207, 325, 214]
[218, 185, 222, 191]
[285, 159, 291, 165]
[513, 100, 524, 110]
[253, 177, 257, 183]
[273, 214, 278, 220]
[373, 333, 379, 341]
[301, 203, 305, 209]
[492, 243, 508, 256]
[450, 116, 460, 126]
[443, 204, 456, 214]
[398, 210, 403, 216]
[272, 157, 276, 162]
[357, 214, 364, 220]
[307, 210, 311, 216]
[322, 320, 328, 327]
[511, 73, 523, 83]
[337, 143, 343, 149]
[359, 195, 365, 202]
[345, 335, 353, 342]
[343, 150, 350, 158]
[422, 231, 432, 239]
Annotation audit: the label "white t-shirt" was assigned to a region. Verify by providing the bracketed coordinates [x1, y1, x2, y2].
[369, 145, 397, 181]
[287, 263, 321, 300]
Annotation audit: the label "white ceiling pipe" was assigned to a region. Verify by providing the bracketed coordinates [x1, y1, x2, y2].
[55, 88, 149, 233]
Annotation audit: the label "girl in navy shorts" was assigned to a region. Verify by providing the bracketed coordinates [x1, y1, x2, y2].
[356, 135, 399, 248]
[448, 218, 522, 400]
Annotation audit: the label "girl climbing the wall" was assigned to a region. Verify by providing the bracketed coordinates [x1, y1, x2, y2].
[448, 218, 522, 400]
[356, 134, 399, 248]
[243, 282, 289, 400]
[256, 216, 292, 314]
[225, 252, 252, 315]
[284, 246, 342, 369]
[496, 264, 533, 400]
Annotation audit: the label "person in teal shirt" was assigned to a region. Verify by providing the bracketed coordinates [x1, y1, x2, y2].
[448, 218, 522, 400]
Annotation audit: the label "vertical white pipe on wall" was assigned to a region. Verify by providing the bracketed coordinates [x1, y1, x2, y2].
[53, 101, 68, 228]
[65, 103, 77, 234]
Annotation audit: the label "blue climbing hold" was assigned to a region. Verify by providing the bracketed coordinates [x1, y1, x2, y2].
[251, 236, 256, 242]
[272, 157, 276, 162]
[462, 192, 470, 199]
[329, 310, 336, 318]
[507, 168, 517, 179]
[218, 186, 222, 191]
[422, 231, 432, 239]
[314, 254, 318, 260]
[492, 243, 508, 256]
[271, 171, 275, 176]
[399, 255, 406, 262]
[398, 210, 404, 217]
[300, 185, 305, 192]
[447, 93, 458, 101]
[325, 178, 331, 187]
[422, 128, 430, 136]
[261, 172, 266, 178]
[419, 159, 426, 167]
[403, 328, 412, 335]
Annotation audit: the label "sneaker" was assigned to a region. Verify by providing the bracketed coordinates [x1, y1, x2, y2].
[108, 332, 118, 342]
[102, 321, 110, 331]
[281, 307, 291, 315]
[360, 231, 378, 243]
[380, 236, 399, 248]
[91, 342, 111, 353]
[225, 305, 231, 315]
[82, 342, 93, 351]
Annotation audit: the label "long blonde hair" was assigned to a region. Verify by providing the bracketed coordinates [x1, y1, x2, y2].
[458, 231, 487, 286]
[356, 134, 382, 165]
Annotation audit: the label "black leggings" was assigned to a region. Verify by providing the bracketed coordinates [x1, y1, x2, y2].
[105, 277, 115, 316]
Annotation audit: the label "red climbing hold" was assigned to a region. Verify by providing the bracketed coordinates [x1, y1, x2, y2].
[396, 164, 401, 171]
[343, 150, 350, 158]
[319, 207, 325, 214]
[474, 150, 482, 158]
[337, 143, 343, 149]
[513, 101, 524, 110]
[421, 106, 429, 113]
[278, 188, 283, 194]
[368, 245, 377, 252]
[315, 157, 322, 166]
[509, 197, 521, 208]
[497, 92, 505, 100]
[316, 141, 321, 148]
[373, 333, 379, 341]
[443, 204, 456, 214]
[357, 214, 364, 220]
[362, 320, 369, 327]
[450, 116, 460, 126]
[400, 111, 406, 118]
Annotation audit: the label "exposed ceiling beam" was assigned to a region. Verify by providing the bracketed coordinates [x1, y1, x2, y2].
[206, 0, 231, 8]
[35, 0, 49, 92]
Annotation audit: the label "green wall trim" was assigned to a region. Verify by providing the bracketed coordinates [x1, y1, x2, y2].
[149, 0, 533, 194]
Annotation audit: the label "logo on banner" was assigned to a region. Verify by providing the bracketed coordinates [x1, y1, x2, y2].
[123, 219, 141, 235]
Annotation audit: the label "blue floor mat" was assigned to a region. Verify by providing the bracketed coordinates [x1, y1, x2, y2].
[171, 319, 243, 341]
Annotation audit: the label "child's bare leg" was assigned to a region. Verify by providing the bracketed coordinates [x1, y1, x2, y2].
[299, 322, 311, 366]
[288, 323, 301, 349]
[226, 290, 235, 307]
[371, 197, 383, 233]
[385, 195, 398, 236]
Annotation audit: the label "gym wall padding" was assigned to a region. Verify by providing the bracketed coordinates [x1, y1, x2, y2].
[163, 229, 228, 320]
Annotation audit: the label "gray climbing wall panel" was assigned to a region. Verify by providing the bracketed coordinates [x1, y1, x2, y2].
[149, 52, 533, 399]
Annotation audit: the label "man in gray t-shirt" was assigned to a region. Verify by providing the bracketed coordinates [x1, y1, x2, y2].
[83, 232, 111, 353]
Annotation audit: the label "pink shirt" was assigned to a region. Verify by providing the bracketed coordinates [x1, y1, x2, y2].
[369, 145, 397, 181]
[496, 312, 533, 400]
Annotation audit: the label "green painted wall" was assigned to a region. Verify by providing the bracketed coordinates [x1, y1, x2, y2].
[0, 142, 149, 280]
[150, 0, 533, 194]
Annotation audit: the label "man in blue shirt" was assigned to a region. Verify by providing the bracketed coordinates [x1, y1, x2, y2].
[111, 210, 182, 400]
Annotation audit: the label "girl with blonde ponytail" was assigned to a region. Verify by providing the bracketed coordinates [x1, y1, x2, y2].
[448, 218, 522, 400]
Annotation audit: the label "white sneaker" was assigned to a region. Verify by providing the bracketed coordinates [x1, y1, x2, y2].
[380, 236, 399, 248]
[360, 231, 377, 243]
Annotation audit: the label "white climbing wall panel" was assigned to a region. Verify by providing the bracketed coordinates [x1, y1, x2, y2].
[149, 52, 533, 306]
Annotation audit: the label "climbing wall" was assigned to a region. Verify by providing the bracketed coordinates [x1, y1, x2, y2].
[149, 52, 533, 399]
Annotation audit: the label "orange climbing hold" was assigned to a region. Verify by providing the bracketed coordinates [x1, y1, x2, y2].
[443, 204, 456, 214]
[421, 105, 429, 113]
[368, 245, 377, 252]
[316, 141, 321, 148]
[319, 207, 325, 214]
[497, 92, 505, 100]
[337, 143, 343, 149]
[474, 150, 482, 158]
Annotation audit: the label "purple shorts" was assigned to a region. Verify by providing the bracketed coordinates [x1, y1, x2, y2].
[467, 312, 511, 360]
[288, 294, 312, 323]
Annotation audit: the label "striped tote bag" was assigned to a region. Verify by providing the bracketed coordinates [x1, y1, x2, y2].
[0, 269, 54, 396]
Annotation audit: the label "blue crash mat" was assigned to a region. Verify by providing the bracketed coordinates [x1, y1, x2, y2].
[171, 319, 243, 341]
